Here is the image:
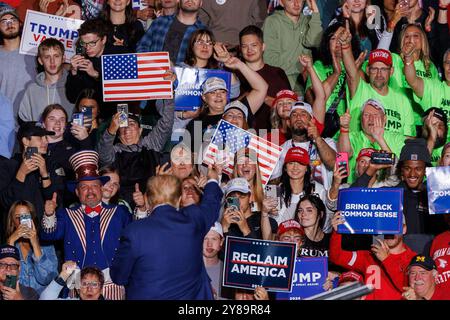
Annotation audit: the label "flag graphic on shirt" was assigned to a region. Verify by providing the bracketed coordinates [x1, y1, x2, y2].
[203, 120, 282, 186]
[101, 52, 173, 102]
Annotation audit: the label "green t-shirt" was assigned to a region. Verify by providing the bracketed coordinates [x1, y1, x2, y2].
[362, 54, 439, 126]
[430, 146, 444, 167]
[348, 79, 416, 137]
[389, 53, 439, 90]
[305, 60, 347, 116]
[414, 78, 450, 143]
[347, 130, 406, 184]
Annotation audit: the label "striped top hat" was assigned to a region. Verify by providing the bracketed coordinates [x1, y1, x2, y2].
[67, 150, 110, 192]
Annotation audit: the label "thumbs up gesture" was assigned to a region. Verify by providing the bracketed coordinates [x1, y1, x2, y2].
[132, 183, 146, 209]
[44, 192, 58, 216]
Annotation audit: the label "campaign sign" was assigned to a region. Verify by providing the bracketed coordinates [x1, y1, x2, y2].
[174, 67, 231, 111]
[337, 188, 403, 234]
[223, 237, 297, 292]
[426, 167, 450, 215]
[19, 10, 83, 62]
[276, 257, 328, 300]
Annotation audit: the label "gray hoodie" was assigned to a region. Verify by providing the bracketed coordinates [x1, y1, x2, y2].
[18, 69, 74, 122]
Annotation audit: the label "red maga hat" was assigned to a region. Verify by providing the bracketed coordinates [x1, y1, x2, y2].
[284, 147, 310, 166]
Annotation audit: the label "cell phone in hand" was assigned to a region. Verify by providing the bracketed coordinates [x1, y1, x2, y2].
[25, 147, 38, 160]
[19, 213, 32, 229]
[264, 184, 281, 212]
[72, 113, 84, 126]
[370, 152, 395, 165]
[80, 106, 93, 129]
[4, 275, 17, 289]
[226, 196, 240, 211]
[76, 45, 86, 58]
[117, 104, 129, 128]
[372, 234, 385, 245]
[336, 152, 349, 178]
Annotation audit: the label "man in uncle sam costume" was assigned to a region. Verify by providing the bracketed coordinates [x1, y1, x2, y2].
[40, 150, 132, 299]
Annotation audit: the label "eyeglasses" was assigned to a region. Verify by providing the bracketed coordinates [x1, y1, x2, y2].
[80, 281, 101, 288]
[0, 17, 19, 26]
[80, 39, 101, 48]
[195, 39, 214, 47]
[368, 67, 391, 74]
[0, 262, 20, 271]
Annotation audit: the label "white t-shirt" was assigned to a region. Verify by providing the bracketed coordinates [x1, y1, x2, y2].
[271, 138, 337, 190]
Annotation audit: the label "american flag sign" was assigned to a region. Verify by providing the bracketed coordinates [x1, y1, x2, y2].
[101, 52, 173, 102]
[203, 120, 283, 186]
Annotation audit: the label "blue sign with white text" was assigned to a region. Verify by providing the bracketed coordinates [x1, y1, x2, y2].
[276, 257, 328, 300]
[337, 188, 403, 234]
[174, 67, 231, 111]
[223, 237, 297, 292]
[426, 167, 450, 215]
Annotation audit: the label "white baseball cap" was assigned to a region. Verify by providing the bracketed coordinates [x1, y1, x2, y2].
[202, 77, 228, 94]
[225, 178, 251, 196]
[209, 222, 224, 238]
[289, 101, 313, 117]
[361, 98, 385, 114]
[223, 100, 249, 120]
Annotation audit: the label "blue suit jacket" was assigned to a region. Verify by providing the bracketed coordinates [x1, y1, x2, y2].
[40, 203, 132, 269]
[110, 181, 223, 300]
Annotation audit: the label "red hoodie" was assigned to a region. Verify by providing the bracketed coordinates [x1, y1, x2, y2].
[329, 231, 416, 300]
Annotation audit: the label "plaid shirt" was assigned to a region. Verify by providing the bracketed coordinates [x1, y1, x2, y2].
[136, 14, 206, 65]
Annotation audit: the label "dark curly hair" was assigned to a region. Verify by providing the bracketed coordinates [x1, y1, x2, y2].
[319, 23, 361, 67]
[294, 194, 326, 230]
[78, 18, 109, 38]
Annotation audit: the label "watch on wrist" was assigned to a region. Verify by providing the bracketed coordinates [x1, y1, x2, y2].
[41, 176, 50, 181]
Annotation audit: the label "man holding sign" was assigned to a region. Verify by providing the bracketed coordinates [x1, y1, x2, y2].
[356, 139, 447, 251]
[330, 211, 416, 300]
[0, 3, 36, 127]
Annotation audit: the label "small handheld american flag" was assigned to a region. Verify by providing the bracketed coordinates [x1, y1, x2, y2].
[203, 120, 282, 186]
[101, 52, 173, 102]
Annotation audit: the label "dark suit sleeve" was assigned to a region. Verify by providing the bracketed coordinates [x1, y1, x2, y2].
[189, 181, 223, 233]
[110, 226, 135, 286]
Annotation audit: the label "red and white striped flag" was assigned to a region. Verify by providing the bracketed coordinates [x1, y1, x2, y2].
[101, 52, 173, 102]
[203, 120, 282, 186]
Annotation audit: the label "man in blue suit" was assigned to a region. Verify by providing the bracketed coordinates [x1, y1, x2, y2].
[110, 165, 223, 300]
[41, 150, 132, 300]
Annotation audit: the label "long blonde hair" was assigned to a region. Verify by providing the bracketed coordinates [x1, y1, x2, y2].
[400, 24, 432, 73]
[232, 148, 264, 211]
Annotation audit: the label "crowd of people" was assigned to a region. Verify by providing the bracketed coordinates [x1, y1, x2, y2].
[0, 0, 449, 300]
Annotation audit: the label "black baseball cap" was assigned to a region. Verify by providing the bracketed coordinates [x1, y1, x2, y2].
[0, 245, 20, 261]
[423, 107, 447, 125]
[17, 121, 55, 141]
[408, 255, 436, 271]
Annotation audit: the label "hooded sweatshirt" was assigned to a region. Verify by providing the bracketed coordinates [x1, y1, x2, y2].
[262, 10, 322, 95]
[18, 69, 74, 122]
